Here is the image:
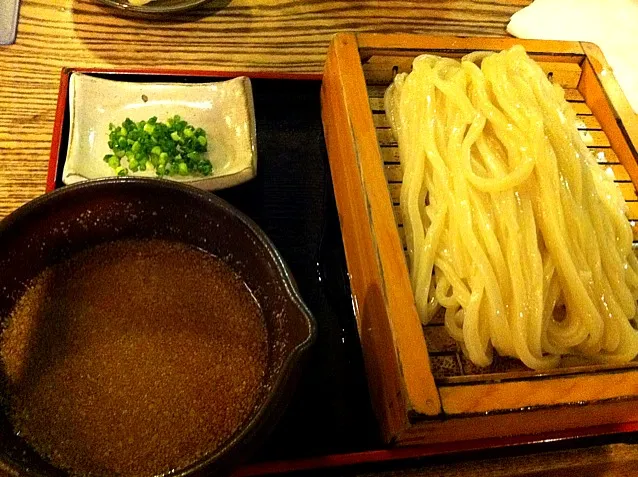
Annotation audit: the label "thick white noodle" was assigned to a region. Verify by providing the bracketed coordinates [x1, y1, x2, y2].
[384, 45, 638, 369]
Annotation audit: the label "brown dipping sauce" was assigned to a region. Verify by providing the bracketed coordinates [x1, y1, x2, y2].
[0, 239, 269, 476]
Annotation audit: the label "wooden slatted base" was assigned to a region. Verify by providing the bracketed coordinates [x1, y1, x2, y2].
[321, 32, 638, 445]
[370, 57, 638, 385]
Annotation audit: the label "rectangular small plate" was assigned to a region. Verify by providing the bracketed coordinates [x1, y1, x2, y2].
[0, 0, 20, 45]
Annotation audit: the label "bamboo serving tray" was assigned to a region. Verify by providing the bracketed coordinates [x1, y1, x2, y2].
[321, 33, 638, 446]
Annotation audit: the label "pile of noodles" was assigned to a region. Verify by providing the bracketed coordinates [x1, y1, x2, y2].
[384, 45, 638, 370]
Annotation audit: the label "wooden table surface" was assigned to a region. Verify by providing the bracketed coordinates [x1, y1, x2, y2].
[1, 0, 638, 475]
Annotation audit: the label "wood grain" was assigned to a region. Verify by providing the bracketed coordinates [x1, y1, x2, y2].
[348, 443, 638, 477]
[362, 56, 583, 87]
[579, 57, 638, 187]
[321, 33, 411, 442]
[440, 372, 638, 415]
[397, 399, 638, 447]
[0, 0, 529, 219]
[323, 33, 441, 421]
[5, 1, 638, 476]
[323, 32, 638, 455]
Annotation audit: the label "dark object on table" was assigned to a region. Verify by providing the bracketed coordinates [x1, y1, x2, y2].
[0, 178, 316, 476]
[96, 0, 211, 15]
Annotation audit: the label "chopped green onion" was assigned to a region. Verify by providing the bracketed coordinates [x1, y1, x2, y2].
[107, 115, 212, 178]
[108, 156, 121, 170]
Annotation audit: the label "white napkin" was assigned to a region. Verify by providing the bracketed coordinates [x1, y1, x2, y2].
[507, 0, 638, 114]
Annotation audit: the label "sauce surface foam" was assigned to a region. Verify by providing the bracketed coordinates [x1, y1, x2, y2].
[0, 239, 268, 476]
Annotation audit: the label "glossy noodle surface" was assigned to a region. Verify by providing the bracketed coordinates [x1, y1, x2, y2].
[384, 46, 638, 370]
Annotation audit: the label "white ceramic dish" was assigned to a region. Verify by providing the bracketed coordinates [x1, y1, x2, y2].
[63, 73, 257, 190]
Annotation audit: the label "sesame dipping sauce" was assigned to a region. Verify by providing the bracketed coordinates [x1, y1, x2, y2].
[0, 239, 268, 476]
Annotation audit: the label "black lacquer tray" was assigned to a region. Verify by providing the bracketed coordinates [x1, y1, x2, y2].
[47, 70, 638, 477]
[48, 72, 381, 471]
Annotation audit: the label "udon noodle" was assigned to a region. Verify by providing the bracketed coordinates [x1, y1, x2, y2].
[384, 45, 638, 370]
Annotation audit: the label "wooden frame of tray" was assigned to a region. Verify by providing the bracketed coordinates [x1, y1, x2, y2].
[321, 32, 638, 445]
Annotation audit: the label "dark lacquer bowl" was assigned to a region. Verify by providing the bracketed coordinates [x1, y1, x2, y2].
[0, 178, 316, 476]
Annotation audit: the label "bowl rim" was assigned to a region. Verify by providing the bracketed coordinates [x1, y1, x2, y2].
[0, 177, 318, 476]
[96, 0, 211, 14]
